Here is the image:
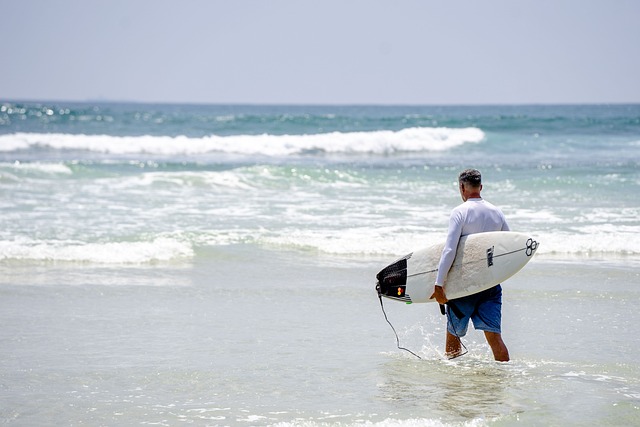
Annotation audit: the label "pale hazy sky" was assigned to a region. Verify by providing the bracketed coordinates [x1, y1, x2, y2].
[2, 0, 639, 105]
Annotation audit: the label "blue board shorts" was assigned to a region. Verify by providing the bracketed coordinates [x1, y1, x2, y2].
[447, 285, 503, 337]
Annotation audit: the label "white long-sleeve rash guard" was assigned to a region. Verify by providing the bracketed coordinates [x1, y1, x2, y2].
[435, 198, 510, 286]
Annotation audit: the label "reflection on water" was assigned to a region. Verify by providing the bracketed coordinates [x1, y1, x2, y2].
[376, 353, 640, 426]
[376, 356, 530, 422]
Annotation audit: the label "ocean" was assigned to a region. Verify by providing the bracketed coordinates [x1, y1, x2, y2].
[1, 102, 639, 426]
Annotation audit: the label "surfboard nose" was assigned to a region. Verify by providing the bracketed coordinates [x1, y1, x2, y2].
[526, 238, 539, 257]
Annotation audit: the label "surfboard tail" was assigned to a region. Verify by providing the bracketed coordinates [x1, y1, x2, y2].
[376, 254, 413, 303]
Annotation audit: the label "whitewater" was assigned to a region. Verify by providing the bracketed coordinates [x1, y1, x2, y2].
[1, 102, 639, 426]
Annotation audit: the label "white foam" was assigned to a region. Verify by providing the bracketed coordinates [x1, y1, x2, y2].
[536, 230, 640, 256]
[0, 161, 73, 175]
[108, 170, 255, 190]
[0, 237, 194, 264]
[257, 226, 638, 259]
[272, 417, 488, 427]
[2, 226, 636, 264]
[259, 227, 445, 256]
[0, 127, 484, 156]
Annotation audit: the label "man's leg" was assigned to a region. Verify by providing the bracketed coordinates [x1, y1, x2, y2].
[484, 331, 509, 362]
[445, 331, 463, 359]
[445, 299, 473, 359]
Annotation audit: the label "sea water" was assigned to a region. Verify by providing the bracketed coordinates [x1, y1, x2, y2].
[1, 102, 639, 426]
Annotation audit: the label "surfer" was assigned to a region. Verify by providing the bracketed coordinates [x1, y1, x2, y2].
[430, 169, 511, 362]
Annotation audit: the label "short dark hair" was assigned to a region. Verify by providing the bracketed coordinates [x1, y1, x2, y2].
[458, 169, 482, 187]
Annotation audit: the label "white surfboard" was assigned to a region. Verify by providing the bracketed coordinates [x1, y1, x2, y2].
[376, 231, 539, 303]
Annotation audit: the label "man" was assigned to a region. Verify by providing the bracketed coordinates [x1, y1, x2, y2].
[430, 169, 510, 362]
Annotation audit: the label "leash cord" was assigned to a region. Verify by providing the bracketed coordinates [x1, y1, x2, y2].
[378, 294, 469, 360]
[378, 294, 422, 360]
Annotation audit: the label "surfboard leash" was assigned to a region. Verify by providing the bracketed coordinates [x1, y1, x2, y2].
[377, 293, 469, 360]
[377, 293, 423, 360]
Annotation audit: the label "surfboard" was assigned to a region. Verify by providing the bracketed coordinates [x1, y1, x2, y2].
[376, 231, 539, 304]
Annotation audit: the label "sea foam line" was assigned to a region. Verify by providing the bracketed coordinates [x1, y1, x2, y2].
[0, 237, 194, 264]
[0, 127, 484, 156]
[1, 228, 638, 264]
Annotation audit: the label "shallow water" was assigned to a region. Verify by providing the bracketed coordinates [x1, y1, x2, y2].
[1, 250, 639, 426]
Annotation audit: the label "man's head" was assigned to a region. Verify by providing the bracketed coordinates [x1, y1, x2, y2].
[458, 169, 482, 187]
[458, 168, 482, 201]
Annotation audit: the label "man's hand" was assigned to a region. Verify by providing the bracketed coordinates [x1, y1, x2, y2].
[430, 284, 448, 305]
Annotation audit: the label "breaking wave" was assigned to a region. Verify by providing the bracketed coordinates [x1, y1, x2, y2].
[0, 127, 484, 156]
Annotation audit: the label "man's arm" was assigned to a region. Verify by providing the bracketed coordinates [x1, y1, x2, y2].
[431, 210, 464, 303]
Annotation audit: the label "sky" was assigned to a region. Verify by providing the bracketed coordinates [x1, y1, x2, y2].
[2, 0, 639, 105]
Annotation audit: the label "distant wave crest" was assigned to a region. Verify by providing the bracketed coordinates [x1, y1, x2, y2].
[0, 237, 193, 264]
[0, 127, 484, 156]
[2, 228, 638, 265]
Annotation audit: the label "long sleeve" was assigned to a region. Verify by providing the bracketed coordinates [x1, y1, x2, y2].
[434, 198, 508, 287]
[435, 209, 464, 286]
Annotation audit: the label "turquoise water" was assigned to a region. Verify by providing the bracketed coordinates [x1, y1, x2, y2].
[1, 102, 638, 261]
[1, 101, 639, 425]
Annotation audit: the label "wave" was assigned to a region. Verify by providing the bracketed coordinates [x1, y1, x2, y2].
[1, 227, 637, 265]
[255, 229, 640, 259]
[0, 237, 193, 264]
[0, 127, 484, 156]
